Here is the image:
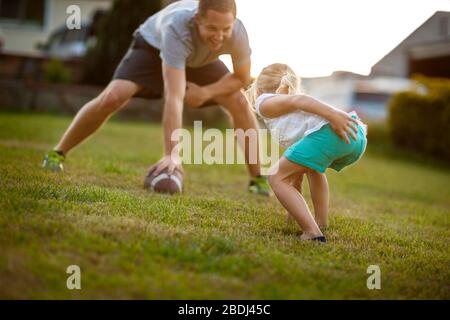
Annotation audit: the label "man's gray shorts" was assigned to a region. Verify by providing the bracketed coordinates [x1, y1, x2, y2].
[113, 31, 230, 107]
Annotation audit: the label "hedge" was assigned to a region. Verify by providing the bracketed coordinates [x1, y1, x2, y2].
[388, 76, 450, 161]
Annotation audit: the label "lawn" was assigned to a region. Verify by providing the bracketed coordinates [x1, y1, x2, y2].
[0, 112, 449, 299]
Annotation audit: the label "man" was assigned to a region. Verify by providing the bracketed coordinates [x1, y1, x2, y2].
[42, 0, 270, 196]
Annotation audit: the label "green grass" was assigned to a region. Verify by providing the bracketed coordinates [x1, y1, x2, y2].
[0, 112, 449, 299]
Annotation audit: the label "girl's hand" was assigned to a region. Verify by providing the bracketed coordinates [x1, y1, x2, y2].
[329, 109, 359, 144]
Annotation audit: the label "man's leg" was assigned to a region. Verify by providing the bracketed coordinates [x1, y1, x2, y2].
[54, 80, 141, 155]
[215, 90, 261, 177]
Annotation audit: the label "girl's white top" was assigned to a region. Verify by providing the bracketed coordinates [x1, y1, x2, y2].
[255, 93, 367, 148]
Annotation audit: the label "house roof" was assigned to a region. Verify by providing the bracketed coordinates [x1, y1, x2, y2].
[371, 11, 450, 72]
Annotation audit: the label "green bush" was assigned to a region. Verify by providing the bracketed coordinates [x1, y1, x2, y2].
[365, 122, 389, 144]
[388, 76, 450, 161]
[44, 59, 72, 84]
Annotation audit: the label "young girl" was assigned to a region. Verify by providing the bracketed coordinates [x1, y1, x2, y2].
[246, 63, 367, 242]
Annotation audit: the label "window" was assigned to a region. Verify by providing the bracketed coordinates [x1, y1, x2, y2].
[0, 0, 45, 27]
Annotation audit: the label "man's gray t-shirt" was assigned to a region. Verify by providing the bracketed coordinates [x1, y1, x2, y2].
[138, 0, 251, 69]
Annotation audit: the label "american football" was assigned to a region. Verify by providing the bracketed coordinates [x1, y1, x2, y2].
[144, 167, 184, 194]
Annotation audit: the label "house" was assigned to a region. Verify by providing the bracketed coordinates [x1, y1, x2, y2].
[302, 72, 410, 121]
[371, 11, 450, 79]
[0, 0, 113, 55]
[303, 11, 450, 122]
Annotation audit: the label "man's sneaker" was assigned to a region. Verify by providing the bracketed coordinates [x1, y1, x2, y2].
[248, 175, 272, 196]
[42, 150, 65, 172]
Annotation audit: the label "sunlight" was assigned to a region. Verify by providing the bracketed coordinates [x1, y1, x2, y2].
[220, 0, 450, 77]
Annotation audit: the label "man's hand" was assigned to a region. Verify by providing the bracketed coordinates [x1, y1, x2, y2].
[148, 155, 183, 177]
[328, 109, 359, 144]
[184, 82, 212, 108]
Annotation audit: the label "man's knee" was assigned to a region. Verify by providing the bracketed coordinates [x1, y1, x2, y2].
[222, 90, 250, 114]
[96, 82, 132, 115]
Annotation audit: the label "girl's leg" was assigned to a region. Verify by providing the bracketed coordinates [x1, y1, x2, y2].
[286, 173, 304, 224]
[268, 157, 323, 239]
[307, 171, 329, 228]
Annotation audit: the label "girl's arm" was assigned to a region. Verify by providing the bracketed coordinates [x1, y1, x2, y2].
[259, 94, 359, 144]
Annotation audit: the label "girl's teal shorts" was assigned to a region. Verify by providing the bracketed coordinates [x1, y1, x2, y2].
[284, 120, 367, 173]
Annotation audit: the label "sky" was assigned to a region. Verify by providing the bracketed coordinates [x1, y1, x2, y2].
[220, 0, 450, 78]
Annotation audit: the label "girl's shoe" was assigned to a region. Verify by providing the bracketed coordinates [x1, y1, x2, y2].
[300, 233, 327, 242]
[311, 236, 327, 243]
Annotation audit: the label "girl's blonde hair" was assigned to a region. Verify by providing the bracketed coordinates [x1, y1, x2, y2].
[245, 63, 301, 109]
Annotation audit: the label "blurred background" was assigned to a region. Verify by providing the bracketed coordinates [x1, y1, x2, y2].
[0, 0, 449, 162]
[0, 1, 449, 299]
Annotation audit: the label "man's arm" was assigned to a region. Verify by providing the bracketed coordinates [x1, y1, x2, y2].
[152, 63, 186, 175]
[204, 61, 252, 97]
[185, 62, 252, 107]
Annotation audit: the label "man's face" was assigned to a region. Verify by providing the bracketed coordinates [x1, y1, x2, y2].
[195, 10, 235, 51]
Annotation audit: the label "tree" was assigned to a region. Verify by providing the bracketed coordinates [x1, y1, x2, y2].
[83, 0, 162, 85]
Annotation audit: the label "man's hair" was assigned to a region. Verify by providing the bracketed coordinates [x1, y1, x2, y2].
[198, 0, 237, 18]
